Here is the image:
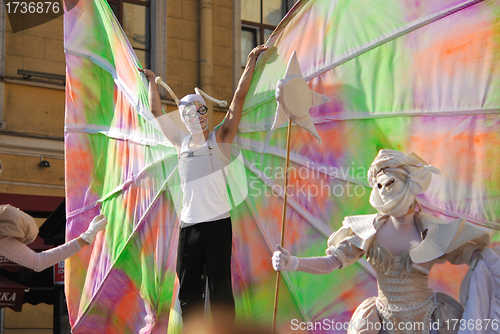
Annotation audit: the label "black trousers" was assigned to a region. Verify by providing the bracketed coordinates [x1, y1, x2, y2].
[176, 217, 235, 322]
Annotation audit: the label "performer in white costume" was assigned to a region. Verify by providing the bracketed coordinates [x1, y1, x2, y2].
[140, 45, 267, 323]
[273, 150, 494, 334]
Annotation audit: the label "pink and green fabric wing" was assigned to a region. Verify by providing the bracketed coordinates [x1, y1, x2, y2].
[234, 0, 500, 330]
[64, 0, 181, 331]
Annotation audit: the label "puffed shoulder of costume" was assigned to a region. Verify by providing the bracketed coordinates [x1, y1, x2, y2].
[0, 204, 39, 244]
[326, 212, 492, 265]
[410, 212, 492, 264]
[325, 214, 378, 267]
[327, 214, 379, 249]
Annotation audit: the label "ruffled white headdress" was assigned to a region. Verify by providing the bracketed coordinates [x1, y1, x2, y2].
[368, 149, 441, 217]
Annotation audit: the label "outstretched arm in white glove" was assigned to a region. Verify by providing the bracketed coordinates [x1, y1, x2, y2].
[272, 245, 300, 271]
[79, 214, 107, 246]
[0, 214, 108, 272]
[272, 245, 341, 274]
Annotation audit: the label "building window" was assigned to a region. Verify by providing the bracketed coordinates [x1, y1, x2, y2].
[241, 0, 295, 67]
[108, 0, 151, 68]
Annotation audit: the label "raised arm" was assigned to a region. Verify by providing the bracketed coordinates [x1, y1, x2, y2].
[217, 45, 268, 144]
[138, 68, 184, 150]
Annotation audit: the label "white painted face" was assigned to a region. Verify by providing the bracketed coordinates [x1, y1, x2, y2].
[178, 94, 208, 134]
[180, 101, 208, 134]
[375, 172, 405, 204]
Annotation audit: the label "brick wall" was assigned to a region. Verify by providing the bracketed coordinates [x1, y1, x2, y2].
[166, 0, 234, 104]
[5, 17, 65, 77]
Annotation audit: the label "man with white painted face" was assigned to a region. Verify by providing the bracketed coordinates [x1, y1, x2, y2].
[272, 149, 493, 334]
[140, 45, 267, 323]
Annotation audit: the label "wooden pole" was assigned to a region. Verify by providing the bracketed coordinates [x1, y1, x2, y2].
[272, 119, 293, 333]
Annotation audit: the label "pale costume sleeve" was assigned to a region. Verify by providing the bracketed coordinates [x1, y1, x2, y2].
[295, 254, 341, 274]
[0, 236, 81, 272]
[457, 247, 500, 334]
[325, 226, 366, 269]
[434, 227, 491, 266]
[294, 226, 366, 274]
[438, 242, 485, 266]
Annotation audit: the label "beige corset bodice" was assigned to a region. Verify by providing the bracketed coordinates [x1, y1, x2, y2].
[366, 242, 438, 334]
[327, 212, 488, 334]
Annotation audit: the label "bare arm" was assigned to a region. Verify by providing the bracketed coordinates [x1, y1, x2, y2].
[138, 68, 184, 150]
[217, 45, 268, 144]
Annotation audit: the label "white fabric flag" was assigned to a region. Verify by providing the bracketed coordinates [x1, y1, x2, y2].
[272, 51, 330, 143]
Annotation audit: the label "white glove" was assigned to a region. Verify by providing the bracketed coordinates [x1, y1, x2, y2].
[272, 245, 299, 272]
[80, 214, 107, 244]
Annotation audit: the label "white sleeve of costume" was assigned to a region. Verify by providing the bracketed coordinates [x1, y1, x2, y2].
[0, 236, 82, 272]
[295, 254, 341, 275]
[458, 247, 500, 334]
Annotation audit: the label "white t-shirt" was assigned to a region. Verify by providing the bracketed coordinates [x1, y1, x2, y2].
[178, 132, 230, 225]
